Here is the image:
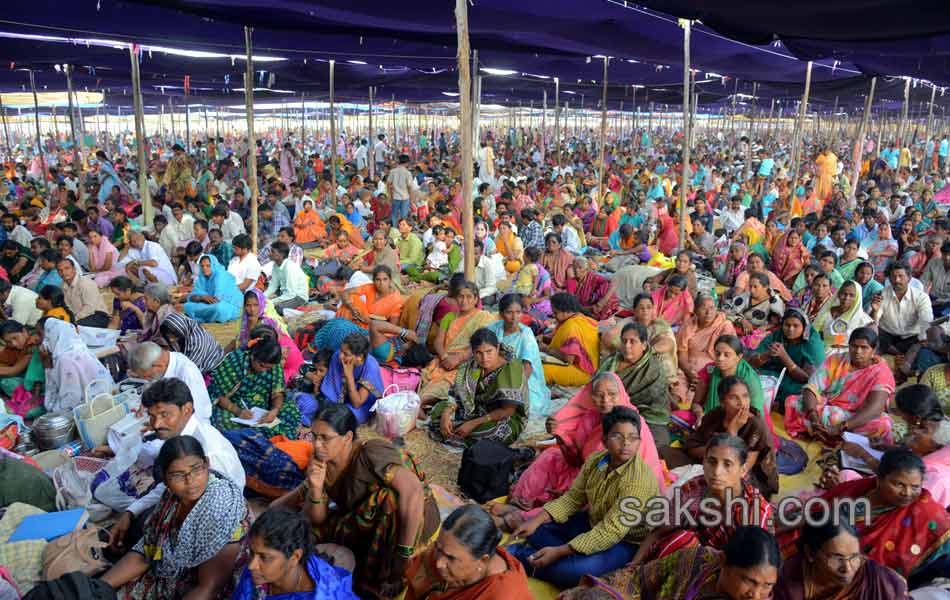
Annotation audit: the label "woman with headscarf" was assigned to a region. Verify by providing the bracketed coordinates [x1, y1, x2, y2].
[676, 294, 737, 384]
[812, 280, 875, 350]
[800, 272, 836, 323]
[862, 222, 899, 277]
[748, 309, 825, 406]
[564, 257, 619, 321]
[156, 312, 226, 374]
[233, 289, 301, 384]
[771, 229, 811, 289]
[854, 261, 884, 311]
[649, 274, 693, 329]
[715, 241, 749, 288]
[541, 233, 574, 293]
[722, 271, 786, 350]
[183, 254, 243, 323]
[40, 317, 115, 413]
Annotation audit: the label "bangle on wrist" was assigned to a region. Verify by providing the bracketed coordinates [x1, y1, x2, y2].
[396, 544, 415, 558]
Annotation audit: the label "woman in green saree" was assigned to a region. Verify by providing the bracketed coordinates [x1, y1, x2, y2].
[747, 309, 824, 406]
[690, 335, 765, 425]
[598, 321, 672, 447]
[429, 328, 528, 448]
[209, 336, 300, 439]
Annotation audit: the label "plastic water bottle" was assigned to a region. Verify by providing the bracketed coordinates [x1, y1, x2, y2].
[61, 440, 83, 457]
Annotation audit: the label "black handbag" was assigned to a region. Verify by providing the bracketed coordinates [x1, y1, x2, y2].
[457, 440, 515, 503]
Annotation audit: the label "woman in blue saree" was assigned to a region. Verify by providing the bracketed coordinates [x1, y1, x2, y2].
[184, 254, 243, 323]
[486, 293, 551, 425]
[320, 333, 385, 425]
[233, 507, 359, 600]
[95, 150, 127, 203]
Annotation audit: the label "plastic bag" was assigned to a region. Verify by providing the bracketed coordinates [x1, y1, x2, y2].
[373, 385, 420, 440]
[91, 432, 143, 512]
[53, 460, 96, 511]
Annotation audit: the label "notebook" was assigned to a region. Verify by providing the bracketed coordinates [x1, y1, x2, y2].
[8, 509, 88, 542]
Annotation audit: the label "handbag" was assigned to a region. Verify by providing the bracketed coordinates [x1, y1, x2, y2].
[42, 527, 110, 580]
[379, 366, 422, 393]
[457, 440, 515, 503]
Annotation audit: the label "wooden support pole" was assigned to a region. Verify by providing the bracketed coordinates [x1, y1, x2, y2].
[745, 82, 757, 182]
[790, 61, 813, 199]
[64, 65, 82, 174]
[925, 84, 937, 159]
[554, 77, 561, 169]
[0, 96, 10, 163]
[541, 88, 547, 162]
[129, 46, 152, 225]
[900, 77, 911, 146]
[329, 60, 337, 190]
[598, 56, 609, 207]
[678, 20, 691, 251]
[27, 70, 47, 185]
[244, 26, 260, 253]
[368, 86, 375, 179]
[455, 0, 475, 280]
[849, 77, 876, 207]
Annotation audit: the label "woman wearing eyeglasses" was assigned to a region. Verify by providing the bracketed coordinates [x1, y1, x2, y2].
[273, 403, 440, 600]
[101, 435, 250, 600]
[505, 406, 661, 589]
[774, 518, 906, 600]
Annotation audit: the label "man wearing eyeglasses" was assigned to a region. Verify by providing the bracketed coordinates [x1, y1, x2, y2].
[106, 378, 245, 553]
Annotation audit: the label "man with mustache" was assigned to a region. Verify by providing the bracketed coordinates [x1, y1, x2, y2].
[107, 378, 245, 551]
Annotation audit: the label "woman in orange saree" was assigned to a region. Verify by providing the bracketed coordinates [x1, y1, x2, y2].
[495, 221, 524, 274]
[293, 199, 326, 246]
[541, 293, 600, 387]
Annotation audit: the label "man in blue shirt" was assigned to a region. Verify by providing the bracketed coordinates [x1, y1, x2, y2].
[850, 208, 879, 243]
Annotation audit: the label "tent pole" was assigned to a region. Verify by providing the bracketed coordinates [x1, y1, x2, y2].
[925, 84, 937, 160]
[368, 86, 375, 179]
[104, 101, 111, 155]
[678, 19, 691, 253]
[790, 61, 813, 202]
[849, 77, 876, 208]
[169, 98, 176, 141]
[554, 77, 560, 170]
[28, 70, 48, 184]
[300, 93, 306, 145]
[830, 96, 839, 144]
[129, 45, 152, 226]
[0, 96, 10, 163]
[541, 89, 547, 163]
[766, 98, 775, 141]
[456, 0, 475, 280]
[244, 26, 260, 254]
[597, 56, 609, 208]
[745, 82, 757, 183]
[185, 98, 191, 154]
[329, 60, 337, 190]
[64, 65, 81, 173]
[204, 106, 209, 139]
[474, 73, 482, 147]
[900, 76, 911, 147]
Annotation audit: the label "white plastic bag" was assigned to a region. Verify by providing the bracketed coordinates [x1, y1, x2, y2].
[92, 432, 143, 512]
[373, 385, 421, 439]
[53, 459, 95, 510]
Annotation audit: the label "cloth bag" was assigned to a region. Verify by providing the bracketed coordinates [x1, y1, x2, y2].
[42, 528, 110, 580]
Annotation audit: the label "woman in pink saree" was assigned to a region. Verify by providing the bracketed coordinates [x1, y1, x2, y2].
[490, 372, 665, 527]
[785, 326, 895, 443]
[565, 257, 618, 321]
[87, 229, 126, 287]
[650, 274, 693, 328]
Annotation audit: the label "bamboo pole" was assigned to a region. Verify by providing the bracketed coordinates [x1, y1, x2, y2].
[329, 60, 337, 190]
[597, 56, 609, 207]
[455, 0, 475, 279]
[185, 98, 191, 154]
[745, 82, 758, 182]
[244, 26, 260, 253]
[27, 71, 47, 185]
[554, 77, 561, 170]
[541, 89, 547, 162]
[849, 77, 876, 207]
[129, 45, 153, 225]
[0, 96, 10, 163]
[925, 84, 937, 162]
[900, 77, 911, 146]
[790, 61, 813, 199]
[679, 20, 691, 251]
[64, 65, 82, 174]
[368, 87, 375, 179]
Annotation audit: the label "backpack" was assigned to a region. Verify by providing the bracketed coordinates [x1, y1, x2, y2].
[457, 440, 515, 503]
[23, 572, 116, 600]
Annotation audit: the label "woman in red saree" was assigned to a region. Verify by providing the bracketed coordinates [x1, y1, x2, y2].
[541, 232, 574, 292]
[565, 257, 619, 321]
[771, 229, 811, 289]
[781, 449, 950, 585]
[587, 204, 617, 250]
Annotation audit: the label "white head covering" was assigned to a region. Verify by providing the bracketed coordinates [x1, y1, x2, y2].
[42, 318, 114, 413]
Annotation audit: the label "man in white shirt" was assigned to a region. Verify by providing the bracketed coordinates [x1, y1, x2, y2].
[0, 280, 42, 326]
[386, 154, 414, 228]
[210, 205, 246, 243]
[128, 342, 212, 423]
[551, 213, 582, 255]
[163, 203, 196, 252]
[123, 231, 177, 286]
[107, 378, 245, 550]
[872, 262, 934, 356]
[1, 214, 32, 248]
[265, 241, 309, 314]
[227, 233, 262, 292]
[718, 195, 746, 236]
[354, 139, 368, 171]
[374, 134, 388, 174]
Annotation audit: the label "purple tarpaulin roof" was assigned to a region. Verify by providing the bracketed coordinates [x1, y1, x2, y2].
[0, 0, 946, 107]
